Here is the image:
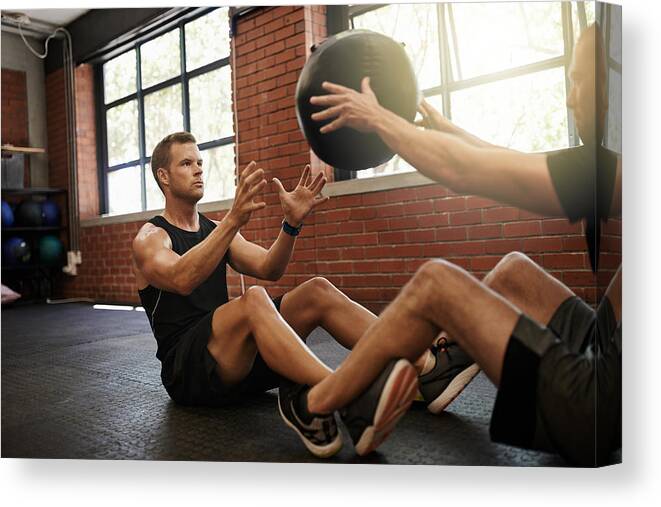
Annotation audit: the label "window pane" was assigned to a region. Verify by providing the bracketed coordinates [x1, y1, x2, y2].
[358, 93, 445, 179]
[108, 166, 141, 215]
[352, 3, 440, 90]
[103, 50, 136, 104]
[451, 2, 563, 79]
[185, 8, 230, 71]
[141, 29, 181, 89]
[356, 155, 415, 180]
[451, 67, 569, 152]
[144, 163, 165, 210]
[106, 100, 139, 166]
[144, 84, 184, 156]
[189, 67, 233, 143]
[199, 145, 235, 203]
[585, 1, 595, 25]
[609, 5, 621, 64]
[606, 70, 621, 153]
[572, 2, 598, 44]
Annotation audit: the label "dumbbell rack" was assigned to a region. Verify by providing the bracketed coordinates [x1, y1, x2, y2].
[2, 187, 68, 304]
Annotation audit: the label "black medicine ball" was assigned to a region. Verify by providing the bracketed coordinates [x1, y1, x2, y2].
[295, 29, 420, 172]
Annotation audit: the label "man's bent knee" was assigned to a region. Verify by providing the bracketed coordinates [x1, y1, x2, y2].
[484, 251, 536, 289]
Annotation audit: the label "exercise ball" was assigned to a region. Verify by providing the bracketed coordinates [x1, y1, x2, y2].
[296, 29, 420, 172]
[15, 200, 43, 227]
[1, 200, 14, 227]
[41, 200, 61, 226]
[3, 236, 31, 265]
[38, 235, 64, 265]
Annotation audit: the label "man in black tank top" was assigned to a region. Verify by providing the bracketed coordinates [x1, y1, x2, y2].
[133, 132, 467, 458]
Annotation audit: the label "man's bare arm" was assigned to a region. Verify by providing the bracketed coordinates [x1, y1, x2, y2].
[133, 216, 241, 295]
[312, 80, 565, 217]
[226, 230, 296, 282]
[225, 166, 328, 281]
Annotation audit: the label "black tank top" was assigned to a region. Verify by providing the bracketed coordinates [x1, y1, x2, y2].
[138, 213, 229, 360]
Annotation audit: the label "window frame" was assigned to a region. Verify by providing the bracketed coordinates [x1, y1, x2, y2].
[94, 7, 234, 215]
[328, 1, 594, 180]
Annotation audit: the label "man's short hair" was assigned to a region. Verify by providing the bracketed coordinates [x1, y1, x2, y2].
[151, 132, 197, 192]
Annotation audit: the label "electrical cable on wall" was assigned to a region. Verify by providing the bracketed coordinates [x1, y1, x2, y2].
[230, 20, 246, 296]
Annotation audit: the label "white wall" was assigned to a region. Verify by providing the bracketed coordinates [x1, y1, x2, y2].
[1, 31, 49, 187]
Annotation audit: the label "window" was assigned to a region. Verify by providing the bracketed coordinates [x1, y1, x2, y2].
[600, 3, 621, 153]
[346, 2, 596, 179]
[98, 7, 234, 215]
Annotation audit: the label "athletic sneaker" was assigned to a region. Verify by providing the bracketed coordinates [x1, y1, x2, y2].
[278, 379, 343, 458]
[340, 358, 418, 456]
[419, 337, 480, 414]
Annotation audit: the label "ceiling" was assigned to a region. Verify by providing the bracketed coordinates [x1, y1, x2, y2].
[5, 8, 89, 27]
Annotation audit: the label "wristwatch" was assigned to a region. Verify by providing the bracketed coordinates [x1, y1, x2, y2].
[282, 219, 302, 236]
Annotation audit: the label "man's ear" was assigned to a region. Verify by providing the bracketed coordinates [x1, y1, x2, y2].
[157, 167, 169, 188]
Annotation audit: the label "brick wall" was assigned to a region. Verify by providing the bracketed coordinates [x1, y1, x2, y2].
[1, 68, 30, 185]
[47, 6, 621, 311]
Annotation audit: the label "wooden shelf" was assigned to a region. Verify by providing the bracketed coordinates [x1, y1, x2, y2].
[1, 187, 66, 195]
[1, 145, 46, 155]
[2, 226, 65, 233]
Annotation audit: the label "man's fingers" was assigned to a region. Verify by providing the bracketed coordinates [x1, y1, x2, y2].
[249, 201, 267, 212]
[311, 105, 342, 122]
[246, 178, 267, 198]
[321, 81, 353, 94]
[303, 165, 312, 187]
[243, 167, 265, 187]
[319, 117, 345, 134]
[311, 195, 330, 208]
[310, 94, 345, 107]
[297, 165, 310, 187]
[361, 76, 375, 97]
[240, 161, 257, 182]
[309, 172, 326, 194]
[272, 177, 286, 194]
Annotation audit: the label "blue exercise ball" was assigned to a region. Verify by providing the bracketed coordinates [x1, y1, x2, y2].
[2, 200, 14, 227]
[2, 236, 31, 265]
[41, 200, 61, 226]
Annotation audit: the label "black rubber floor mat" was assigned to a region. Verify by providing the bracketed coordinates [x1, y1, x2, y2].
[1, 303, 578, 465]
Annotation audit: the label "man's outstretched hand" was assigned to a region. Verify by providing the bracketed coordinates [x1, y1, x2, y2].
[310, 77, 383, 134]
[228, 161, 267, 227]
[273, 165, 330, 227]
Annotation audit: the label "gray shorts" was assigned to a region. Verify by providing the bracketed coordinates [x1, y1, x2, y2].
[490, 296, 622, 466]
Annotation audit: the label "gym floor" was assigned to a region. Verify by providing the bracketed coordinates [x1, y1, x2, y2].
[2, 302, 575, 466]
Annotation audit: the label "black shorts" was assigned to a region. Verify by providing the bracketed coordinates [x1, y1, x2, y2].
[160, 296, 285, 407]
[490, 295, 622, 466]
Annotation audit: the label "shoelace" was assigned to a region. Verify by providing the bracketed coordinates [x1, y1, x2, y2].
[433, 336, 457, 359]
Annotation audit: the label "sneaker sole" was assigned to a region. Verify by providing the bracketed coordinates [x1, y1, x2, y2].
[426, 363, 481, 415]
[278, 397, 343, 459]
[354, 359, 418, 456]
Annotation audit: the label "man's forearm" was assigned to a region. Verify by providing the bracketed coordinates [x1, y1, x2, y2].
[373, 107, 475, 189]
[371, 106, 564, 216]
[174, 214, 240, 293]
[262, 227, 297, 280]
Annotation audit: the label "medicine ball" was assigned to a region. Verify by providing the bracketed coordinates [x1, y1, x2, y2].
[41, 200, 61, 226]
[3, 236, 31, 265]
[15, 200, 43, 227]
[1, 200, 14, 227]
[38, 234, 64, 265]
[296, 29, 420, 172]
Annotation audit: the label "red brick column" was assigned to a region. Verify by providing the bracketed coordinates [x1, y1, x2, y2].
[1, 68, 30, 186]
